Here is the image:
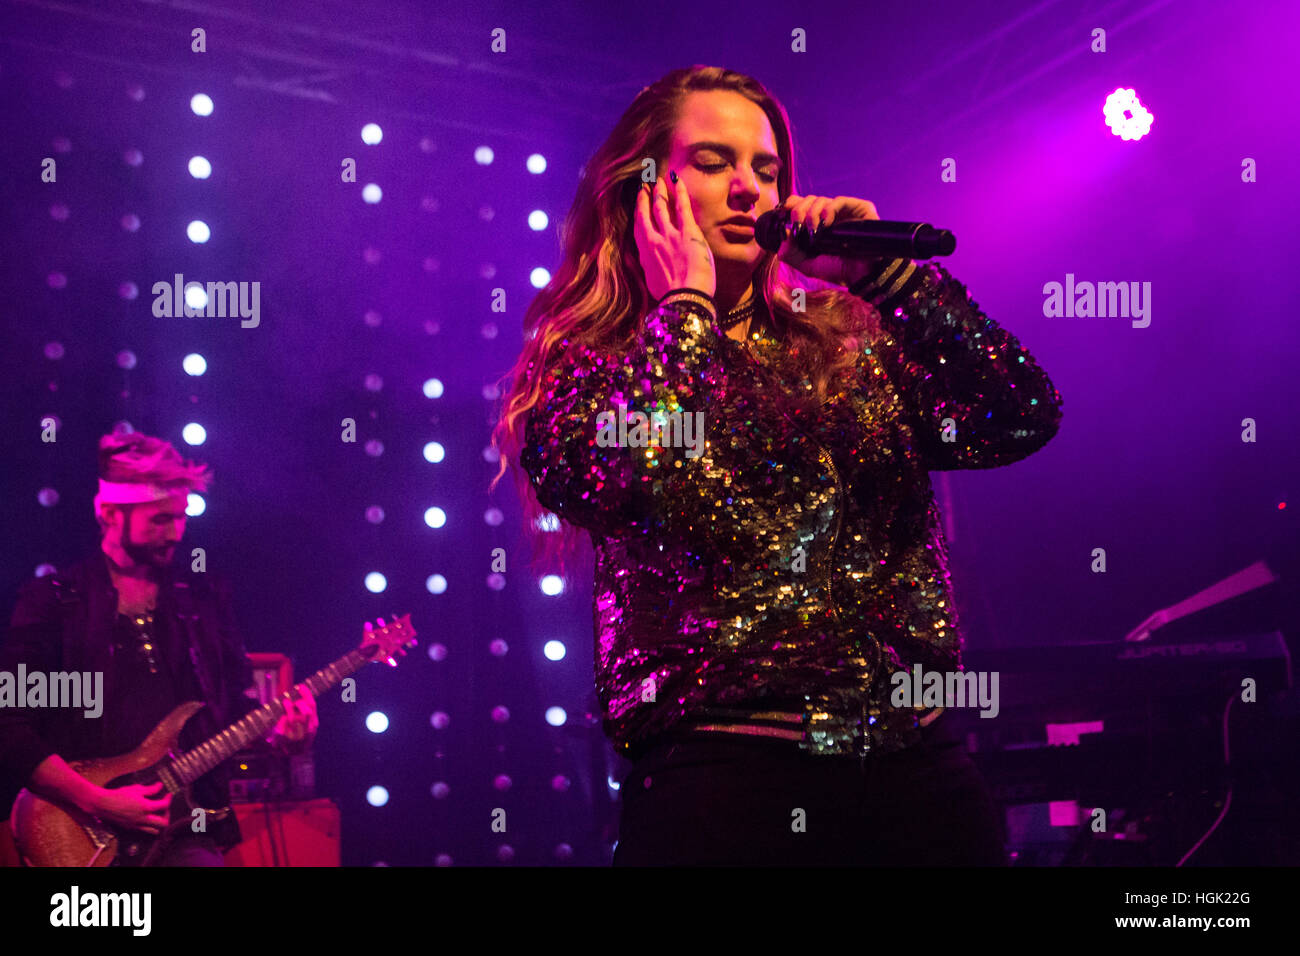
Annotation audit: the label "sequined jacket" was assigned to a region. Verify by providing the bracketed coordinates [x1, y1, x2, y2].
[521, 257, 1063, 759]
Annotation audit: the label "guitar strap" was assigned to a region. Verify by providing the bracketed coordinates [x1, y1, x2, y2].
[50, 567, 113, 758]
[169, 579, 238, 830]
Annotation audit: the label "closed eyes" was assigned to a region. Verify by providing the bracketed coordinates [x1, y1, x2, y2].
[698, 162, 777, 184]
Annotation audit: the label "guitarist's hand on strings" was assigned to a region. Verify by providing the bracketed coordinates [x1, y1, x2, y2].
[266, 683, 319, 755]
[89, 781, 172, 834]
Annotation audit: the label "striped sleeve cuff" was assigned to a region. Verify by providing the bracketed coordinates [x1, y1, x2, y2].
[848, 258, 926, 314]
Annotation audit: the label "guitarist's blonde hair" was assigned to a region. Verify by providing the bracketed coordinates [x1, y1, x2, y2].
[94, 427, 212, 532]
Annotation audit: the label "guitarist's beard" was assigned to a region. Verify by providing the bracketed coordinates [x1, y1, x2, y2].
[120, 512, 176, 570]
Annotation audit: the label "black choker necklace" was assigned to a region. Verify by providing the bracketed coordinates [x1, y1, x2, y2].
[719, 297, 757, 333]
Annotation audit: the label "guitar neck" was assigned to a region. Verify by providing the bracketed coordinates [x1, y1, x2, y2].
[168, 646, 375, 787]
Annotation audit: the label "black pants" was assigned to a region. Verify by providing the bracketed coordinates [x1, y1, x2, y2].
[613, 715, 1007, 866]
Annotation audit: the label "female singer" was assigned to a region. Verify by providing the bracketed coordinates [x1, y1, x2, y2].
[492, 65, 1062, 865]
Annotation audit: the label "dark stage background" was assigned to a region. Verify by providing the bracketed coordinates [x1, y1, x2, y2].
[1, 0, 1295, 866]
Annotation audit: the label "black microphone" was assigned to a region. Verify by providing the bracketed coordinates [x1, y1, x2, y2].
[754, 209, 956, 259]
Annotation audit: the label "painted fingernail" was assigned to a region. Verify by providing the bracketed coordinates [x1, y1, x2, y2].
[669, 170, 678, 184]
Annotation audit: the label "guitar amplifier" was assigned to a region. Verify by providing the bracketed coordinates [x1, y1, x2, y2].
[249, 652, 294, 705]
[229, 653, 316, 803]
[228, 752, 316, 803]
[223, 799, 340, 866]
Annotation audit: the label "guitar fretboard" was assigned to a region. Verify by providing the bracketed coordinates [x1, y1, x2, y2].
[167, 646, 378, 786]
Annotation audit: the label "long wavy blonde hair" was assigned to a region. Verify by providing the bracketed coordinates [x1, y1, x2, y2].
[490, 65, 877, 576]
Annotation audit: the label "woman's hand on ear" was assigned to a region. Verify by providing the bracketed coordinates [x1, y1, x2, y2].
[632, 172, 717, 301]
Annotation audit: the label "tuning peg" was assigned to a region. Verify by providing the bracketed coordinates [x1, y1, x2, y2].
[364, 620, 374, 632]
[377, 617, 387, 628]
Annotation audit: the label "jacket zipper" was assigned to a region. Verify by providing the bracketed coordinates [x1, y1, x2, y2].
[742, 336, 845, 623]
[817, 445, 845, 623]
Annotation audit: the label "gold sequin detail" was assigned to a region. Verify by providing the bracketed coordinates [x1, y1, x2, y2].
[521, 267, 1063, 756]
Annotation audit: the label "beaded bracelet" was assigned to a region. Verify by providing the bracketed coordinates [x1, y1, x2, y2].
[657, 287, 717, 319]
[660, 286, 716, 305]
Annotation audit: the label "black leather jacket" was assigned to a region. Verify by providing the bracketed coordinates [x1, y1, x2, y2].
[0, 553, 258, 848]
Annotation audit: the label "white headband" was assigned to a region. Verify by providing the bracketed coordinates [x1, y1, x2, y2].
[95, 479, 178, 505]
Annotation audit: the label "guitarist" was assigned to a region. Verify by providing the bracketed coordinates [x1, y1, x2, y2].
[0, 429, 318, 865]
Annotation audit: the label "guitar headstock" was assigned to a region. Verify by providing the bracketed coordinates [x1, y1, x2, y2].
[361, 613, 418, 666]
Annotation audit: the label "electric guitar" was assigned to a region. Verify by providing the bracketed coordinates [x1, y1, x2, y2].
[9, 614, 417, 867]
